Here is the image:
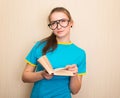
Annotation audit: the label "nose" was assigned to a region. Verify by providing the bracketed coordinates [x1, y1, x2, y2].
[56, 22, 62, 30]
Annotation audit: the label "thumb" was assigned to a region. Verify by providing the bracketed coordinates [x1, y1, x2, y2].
[65, 65, 71, 69]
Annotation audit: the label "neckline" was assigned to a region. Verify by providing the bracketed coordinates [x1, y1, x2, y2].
[57, 42, 73, 45]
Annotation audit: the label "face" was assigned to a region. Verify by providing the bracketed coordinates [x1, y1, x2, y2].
[49, 12, 73, 39]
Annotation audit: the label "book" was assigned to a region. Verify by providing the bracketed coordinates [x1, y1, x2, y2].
[37, 55, 74, 76]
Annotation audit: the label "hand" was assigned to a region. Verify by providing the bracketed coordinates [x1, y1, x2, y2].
[42, 70, 53, 80]
[65, 64, 78, 76]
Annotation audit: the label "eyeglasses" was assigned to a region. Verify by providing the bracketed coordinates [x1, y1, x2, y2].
[48, 19, 70, 30]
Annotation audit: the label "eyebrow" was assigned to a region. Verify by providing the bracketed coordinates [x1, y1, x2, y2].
[50, 18, 69, 22]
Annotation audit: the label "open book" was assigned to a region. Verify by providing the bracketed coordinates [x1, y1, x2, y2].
[37, 55, 74, 76]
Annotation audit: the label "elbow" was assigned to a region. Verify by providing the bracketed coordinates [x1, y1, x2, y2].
[22, 74, 34, 83]
[22, 79, 26, 83]
[71, 86, 81, 95]
[71, 90, 79, 95]
[22, 77, 31, 83]
[22, 75, 27, 83]
[22, 73, 29, 83]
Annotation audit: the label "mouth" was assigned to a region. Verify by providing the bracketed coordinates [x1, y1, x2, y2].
[57, 30, 64, 34]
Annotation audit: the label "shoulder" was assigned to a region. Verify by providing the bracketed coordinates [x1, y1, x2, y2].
[72, 43, 86, 54]
[33, 40, 47, 48]
[30, 41, 46, 58]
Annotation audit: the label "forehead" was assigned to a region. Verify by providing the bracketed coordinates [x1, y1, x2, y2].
[50, 12, 69, 21]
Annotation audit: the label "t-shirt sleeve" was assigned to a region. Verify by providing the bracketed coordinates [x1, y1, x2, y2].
[78, 50, 86, 75]
[25, 41, 40, 66]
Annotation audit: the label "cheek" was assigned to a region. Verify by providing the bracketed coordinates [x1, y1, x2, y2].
[52, 24, 71, 34]
[65, 26, 71, 32]
[52, 31, 58, 36]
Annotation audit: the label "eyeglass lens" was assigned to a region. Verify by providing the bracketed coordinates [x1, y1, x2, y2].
[48, 19, 70, 30]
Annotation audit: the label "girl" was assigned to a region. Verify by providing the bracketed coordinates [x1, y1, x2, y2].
[22, 7, 86, 98]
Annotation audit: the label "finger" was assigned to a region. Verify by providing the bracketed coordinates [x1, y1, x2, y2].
[72, 64, 77, 67]
[65, 65, 71, 69]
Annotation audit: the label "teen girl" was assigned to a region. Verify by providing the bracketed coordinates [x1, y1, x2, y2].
[22, 7, 86, 98]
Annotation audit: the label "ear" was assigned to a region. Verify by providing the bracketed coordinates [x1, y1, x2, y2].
[70, 20, 74, 28]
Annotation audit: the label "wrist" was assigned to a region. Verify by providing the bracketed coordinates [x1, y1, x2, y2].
[40, 71, 45, 79]
[71, 73, 78, 78]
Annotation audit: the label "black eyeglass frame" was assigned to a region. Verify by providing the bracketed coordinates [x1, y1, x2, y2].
[48, 19, 70, 30]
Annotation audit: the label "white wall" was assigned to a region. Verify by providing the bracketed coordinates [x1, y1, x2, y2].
[0, 0, 120, 98]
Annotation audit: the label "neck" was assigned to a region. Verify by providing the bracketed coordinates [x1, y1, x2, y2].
[56, 37, 71, 43]
[56, 34, 71, 43]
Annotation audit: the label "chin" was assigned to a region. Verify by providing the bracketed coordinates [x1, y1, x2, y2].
[56, 34, 66, 38]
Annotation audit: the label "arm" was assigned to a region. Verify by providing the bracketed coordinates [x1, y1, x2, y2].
[22, 64, 44, 83]
[70, 75, 82, 94]
[66, 64, 83, 94]
[22, 63, 54, 83]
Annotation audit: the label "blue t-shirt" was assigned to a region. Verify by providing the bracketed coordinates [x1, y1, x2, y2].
[25, 41, 86, 98]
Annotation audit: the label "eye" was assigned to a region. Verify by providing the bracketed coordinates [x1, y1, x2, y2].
[50, 21, 56, 25]
[60, 19, 67, 22]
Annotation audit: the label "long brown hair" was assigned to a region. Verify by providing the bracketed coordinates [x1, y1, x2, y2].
[41, 7, 72, 55]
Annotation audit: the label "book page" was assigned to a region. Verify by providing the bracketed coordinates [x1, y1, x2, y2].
[53, 69, 74, 76]
[42, 55, 53, 70]
[37, 55, 53, 74]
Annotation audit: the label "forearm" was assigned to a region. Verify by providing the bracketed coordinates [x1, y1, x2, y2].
[70, 75, 82, 94]
[22, 71, 44, 83]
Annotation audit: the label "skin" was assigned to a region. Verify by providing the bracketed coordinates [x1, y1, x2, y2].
[22, 11, 82, 95]
[50, 12, 72, 42]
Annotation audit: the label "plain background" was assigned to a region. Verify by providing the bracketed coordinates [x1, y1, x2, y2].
[0, 0, 120, 98]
